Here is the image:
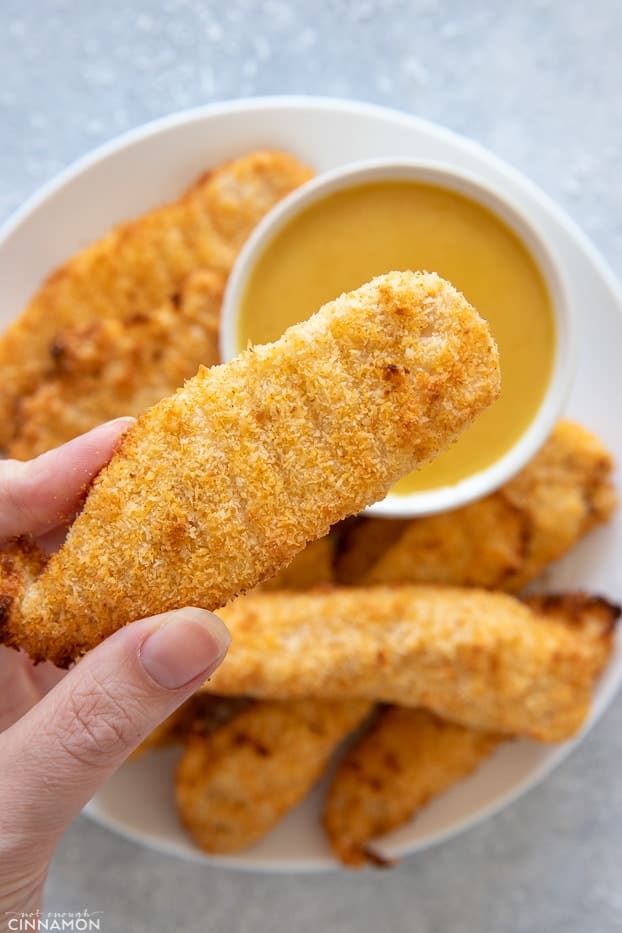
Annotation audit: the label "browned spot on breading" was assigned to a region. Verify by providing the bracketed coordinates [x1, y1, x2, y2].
[175, 699, 370, 854]
[0, 151, 313, 456]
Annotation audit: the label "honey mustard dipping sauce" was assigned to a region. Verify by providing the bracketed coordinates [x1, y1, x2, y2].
[237, 180, 555, 495]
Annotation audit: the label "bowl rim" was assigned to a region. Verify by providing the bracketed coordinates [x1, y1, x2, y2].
[220, 155, 576, 518]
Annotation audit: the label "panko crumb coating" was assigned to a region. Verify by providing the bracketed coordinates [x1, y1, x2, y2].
[176, 699, 371, 854]
[324, 707, 502, 867]
[0, 151, 313, 451]
[0, 271, 499, 665]
[206, 587, 618, 742]
[335, 420, 616, 589]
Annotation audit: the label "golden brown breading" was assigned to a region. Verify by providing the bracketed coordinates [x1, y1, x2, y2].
[166, 522, 336, 853]
[0, 538, 49, 611]
[0, 150, 313, 451]
[204, 587, 618, 741]
[8, 270, 225, 459]
[259, 535, 335, 591]
[132, 693, 251, 759]
[175, 699, 372, 854]
[323, 591, 614, 866]
[0, 271, 500, 666]
[336, 421, 616, 590]
[324, 707, 503, 867]
[525, 591, 619, 648]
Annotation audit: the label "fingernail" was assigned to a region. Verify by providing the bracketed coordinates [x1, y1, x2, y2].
[55, 417, 136, 469]
[83, 416, 136, 439]
[139, 608, 230, 689]
[93, 416, 136, 439]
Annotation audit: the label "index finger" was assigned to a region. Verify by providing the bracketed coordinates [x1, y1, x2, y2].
[0, 417, 134, 541]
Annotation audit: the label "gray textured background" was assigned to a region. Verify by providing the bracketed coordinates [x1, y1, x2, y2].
[1, 1, 621, 931]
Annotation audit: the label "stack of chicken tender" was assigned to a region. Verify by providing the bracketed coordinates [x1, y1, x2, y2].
[172, 420, 618, 865]
[1, 150, 617, 868]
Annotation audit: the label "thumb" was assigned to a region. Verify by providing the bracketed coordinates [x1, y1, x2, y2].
[0, 607, 229, 852]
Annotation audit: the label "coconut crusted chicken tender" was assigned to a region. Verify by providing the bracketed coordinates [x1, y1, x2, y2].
[8, 270, 224, 459]
[0, 271, 500, 666]
[172, 530, 347, 849]
[176, 699, 372, 854]
[324, 707, 503, 867]
[137, 537, 335, 756]
[336, 421, 616, 589]
[206, 587, 618, 741]
[323, 592, 615, 867]
[0, 150, 313, 452]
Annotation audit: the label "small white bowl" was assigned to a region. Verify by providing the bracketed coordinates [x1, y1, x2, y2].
[221, 158, 575, 518]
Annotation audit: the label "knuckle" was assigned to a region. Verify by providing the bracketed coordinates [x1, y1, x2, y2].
[0, 859, 47, 908]
[55, 671, 145, 768]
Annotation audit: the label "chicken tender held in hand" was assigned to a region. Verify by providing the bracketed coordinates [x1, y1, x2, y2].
[0, 271, 500, 666]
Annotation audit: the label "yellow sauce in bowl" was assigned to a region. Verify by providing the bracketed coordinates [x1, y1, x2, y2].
[237, 180, 555, 494]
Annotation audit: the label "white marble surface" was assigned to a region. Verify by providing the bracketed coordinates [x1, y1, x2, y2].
[1, 1, 621, 931]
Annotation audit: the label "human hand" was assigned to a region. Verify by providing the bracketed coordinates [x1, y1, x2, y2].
[0, 420, 230, 921]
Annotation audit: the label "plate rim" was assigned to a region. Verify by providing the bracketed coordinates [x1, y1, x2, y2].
[1, 94, 621, 307]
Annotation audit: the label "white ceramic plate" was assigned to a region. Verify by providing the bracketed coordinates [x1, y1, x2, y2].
[1, 97, 620, 873]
